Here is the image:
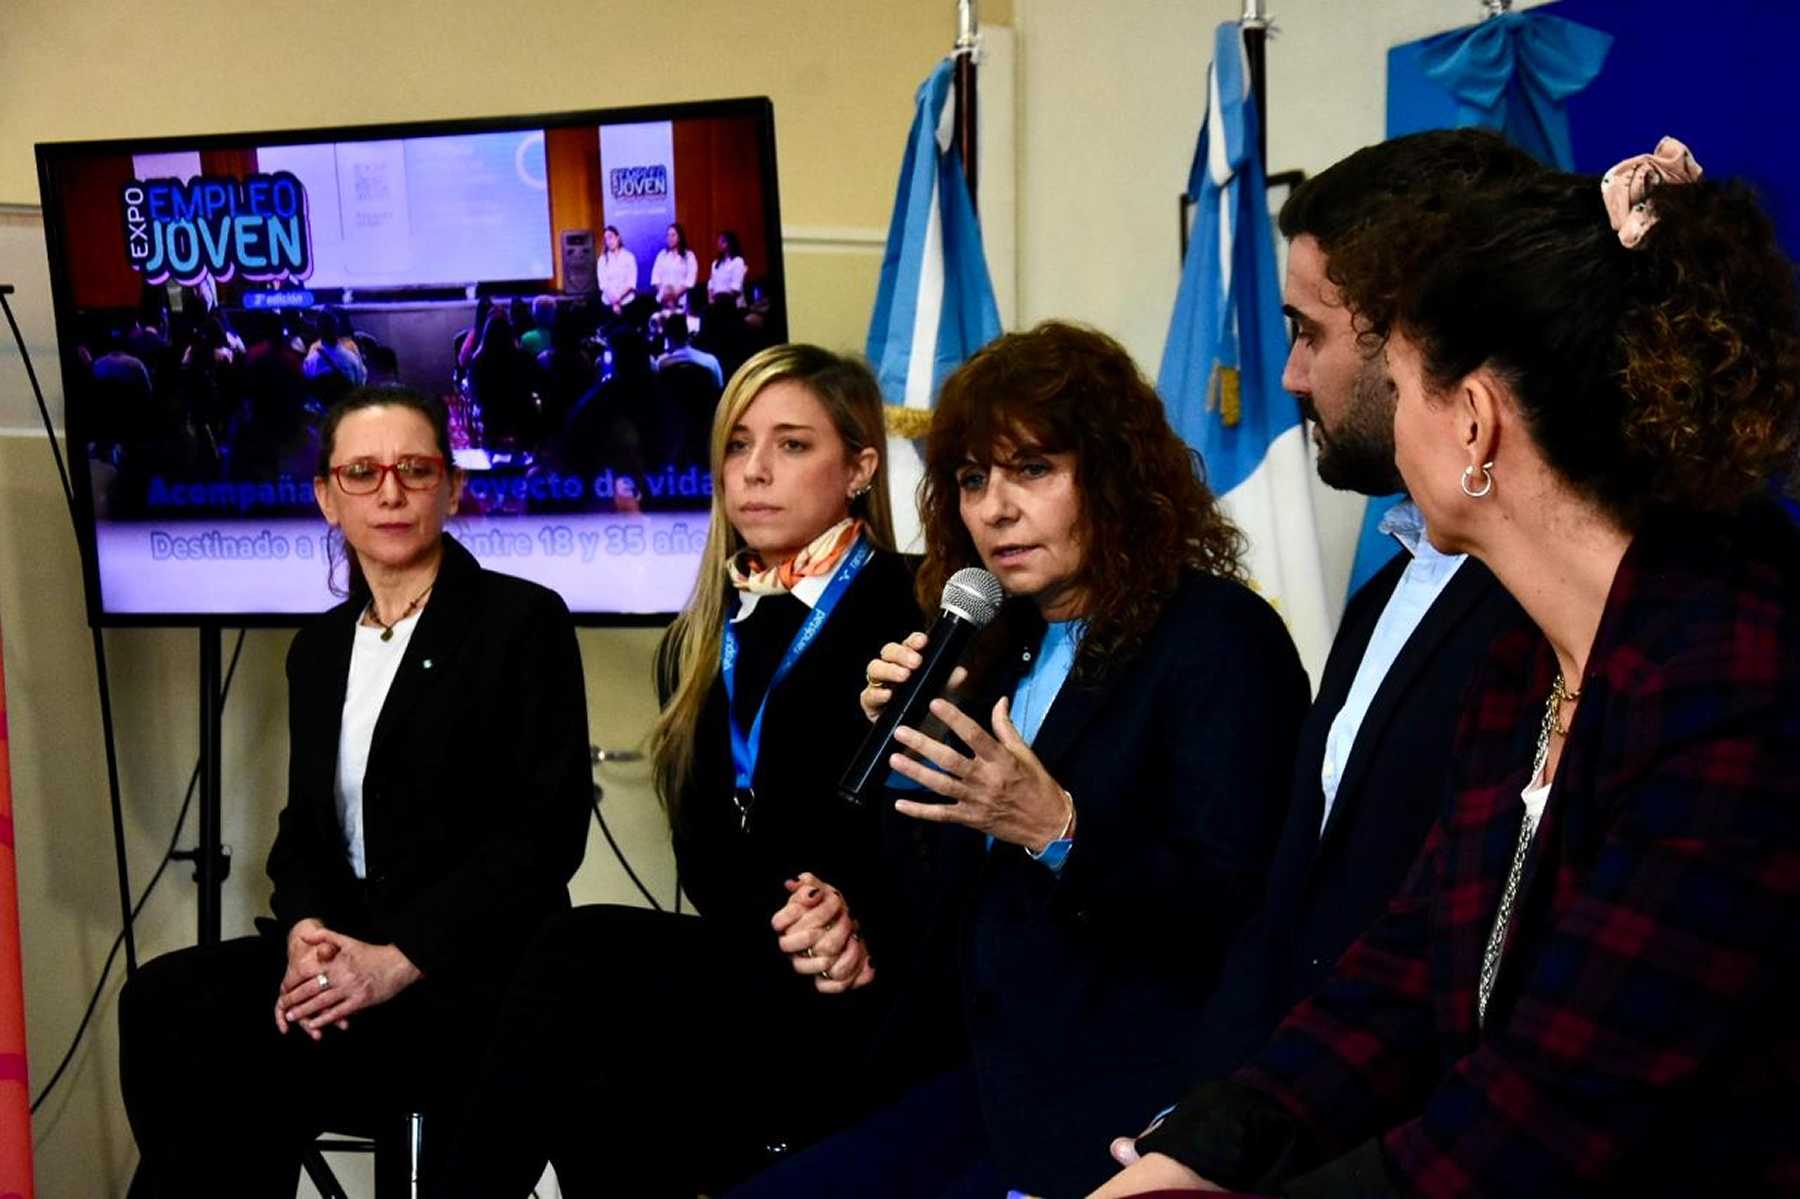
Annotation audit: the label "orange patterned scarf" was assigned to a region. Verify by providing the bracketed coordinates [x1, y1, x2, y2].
[727, 518, 864, 595]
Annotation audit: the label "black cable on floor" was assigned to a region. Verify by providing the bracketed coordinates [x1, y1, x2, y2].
[592, 793, 664, 912]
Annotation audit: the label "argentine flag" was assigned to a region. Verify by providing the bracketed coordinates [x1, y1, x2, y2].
[1159, 23, 1333, 685]
[867, 56, 1004, 551]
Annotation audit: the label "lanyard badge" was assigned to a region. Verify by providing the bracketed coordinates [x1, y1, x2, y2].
[720, 537, 874, 833]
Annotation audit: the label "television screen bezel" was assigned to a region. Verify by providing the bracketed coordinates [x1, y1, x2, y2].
[37, 95, 784, 629]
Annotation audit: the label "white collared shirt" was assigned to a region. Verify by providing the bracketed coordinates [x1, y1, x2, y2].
[335, 610, 422, 878]
[709, 255, 747, 301]
[731, 572, 829, 623]
[598, 249, 638, 305]
[651, 248, 698, 295]
[1317, 502, 1467, 832]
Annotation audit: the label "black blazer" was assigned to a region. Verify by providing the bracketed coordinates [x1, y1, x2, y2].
[884, 569, 1310, 1196]
[662, 549, 922, 984]
[265, 536, 592, 1006]
[1190, 547, 1525, 1076]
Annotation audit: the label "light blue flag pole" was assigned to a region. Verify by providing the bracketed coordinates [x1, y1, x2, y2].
[1346, 7, 1614, 598]
[1159, 22, 1333, 684]
[867, 55, 1004, 551]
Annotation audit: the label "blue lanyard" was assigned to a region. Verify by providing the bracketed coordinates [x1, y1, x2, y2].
[720, 537, 874, 802]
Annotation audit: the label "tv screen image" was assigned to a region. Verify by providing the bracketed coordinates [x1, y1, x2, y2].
[37, 97, 785, 624]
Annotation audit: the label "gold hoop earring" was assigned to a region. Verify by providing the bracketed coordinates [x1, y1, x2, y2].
[1460, 461, 1495, 499]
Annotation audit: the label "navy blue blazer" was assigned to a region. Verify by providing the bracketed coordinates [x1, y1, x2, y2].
[880, 569, 1310, 1196]
[1189, 546, 1525, 1079]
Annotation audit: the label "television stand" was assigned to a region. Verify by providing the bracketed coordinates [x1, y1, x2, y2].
[168, 625, 231, 944]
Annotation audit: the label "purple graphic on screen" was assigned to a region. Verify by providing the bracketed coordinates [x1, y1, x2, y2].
[96, 515, 706, 616]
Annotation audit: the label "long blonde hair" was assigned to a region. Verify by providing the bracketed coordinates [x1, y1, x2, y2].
[650, 345, 896, 821]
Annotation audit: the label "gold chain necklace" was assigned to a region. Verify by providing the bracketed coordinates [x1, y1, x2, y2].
[1531, 671, 1581, 782]
[366, 581, 435, 641]
[1481, 669, 1582, 1027]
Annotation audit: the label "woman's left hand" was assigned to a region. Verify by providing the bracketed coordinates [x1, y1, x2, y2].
[889, 697, 1072, 851]
[276, 927, 423, 1033]
[1085, 1152, 1220, 1197]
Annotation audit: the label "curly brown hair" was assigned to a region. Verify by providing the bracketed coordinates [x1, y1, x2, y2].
[1328, 171, 1800, 525]
[918, 321, 1245, 677]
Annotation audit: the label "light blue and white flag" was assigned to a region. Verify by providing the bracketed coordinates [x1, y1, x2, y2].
[867, 57, 1003, 551]
[1159, 23, 1333, 684]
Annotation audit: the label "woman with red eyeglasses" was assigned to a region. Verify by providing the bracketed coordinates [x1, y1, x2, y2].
[119, 385, 592, 1197]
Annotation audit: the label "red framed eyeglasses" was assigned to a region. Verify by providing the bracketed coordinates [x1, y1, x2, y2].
[328, 455, 447, 495]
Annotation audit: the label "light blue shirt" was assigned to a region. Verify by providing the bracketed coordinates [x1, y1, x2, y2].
[1317, 502, 1466, 832]
[1009, 619, 1081, 743]
[995, 620, 1082, 872]
[653, 344, 724, 387]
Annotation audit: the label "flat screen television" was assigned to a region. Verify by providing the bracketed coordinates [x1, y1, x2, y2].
[37, 97, 785, 625]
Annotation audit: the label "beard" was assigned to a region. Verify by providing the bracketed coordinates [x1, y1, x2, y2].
[1309, 359, 1404, 495]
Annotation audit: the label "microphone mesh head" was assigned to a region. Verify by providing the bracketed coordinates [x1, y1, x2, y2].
[941, 568, 1004, 627]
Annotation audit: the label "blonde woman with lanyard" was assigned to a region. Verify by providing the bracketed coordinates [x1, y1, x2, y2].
[451, 345, 924, 1197]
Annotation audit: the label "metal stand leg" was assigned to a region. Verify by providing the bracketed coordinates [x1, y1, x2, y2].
[171, 625, 231, 943]
[409, 1111, 423, 1199]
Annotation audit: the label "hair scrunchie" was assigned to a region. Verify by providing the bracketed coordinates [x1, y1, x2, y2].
[1600, 136, 1703, 249]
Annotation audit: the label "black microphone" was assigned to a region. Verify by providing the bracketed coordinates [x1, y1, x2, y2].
[840, 567, 1005, 805]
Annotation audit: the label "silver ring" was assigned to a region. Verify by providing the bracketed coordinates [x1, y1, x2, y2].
[316, 973, 331, 990]
[802, 947, 814, 959]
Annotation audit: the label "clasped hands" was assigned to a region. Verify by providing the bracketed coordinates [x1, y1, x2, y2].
[273, 917, 422, 1040]
[771, 873, 875, 993]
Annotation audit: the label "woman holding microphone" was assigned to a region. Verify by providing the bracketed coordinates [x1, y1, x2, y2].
[743, 321, 1311, 1197]
[451, 345, 925, 1196]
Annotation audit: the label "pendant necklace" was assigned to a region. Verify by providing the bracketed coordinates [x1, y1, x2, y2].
[367, 581, 435, 641]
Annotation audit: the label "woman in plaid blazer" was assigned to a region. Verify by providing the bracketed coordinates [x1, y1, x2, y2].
[1099, 145, 1800, 1197]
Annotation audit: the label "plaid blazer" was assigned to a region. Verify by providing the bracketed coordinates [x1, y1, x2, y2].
[1141, 504, 1800, 1197]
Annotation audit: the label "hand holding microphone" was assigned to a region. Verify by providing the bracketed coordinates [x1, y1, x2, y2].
[841, 568, 1004, 804]
[859, 631, 969, 722]
[841, 567, 1074, 852]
